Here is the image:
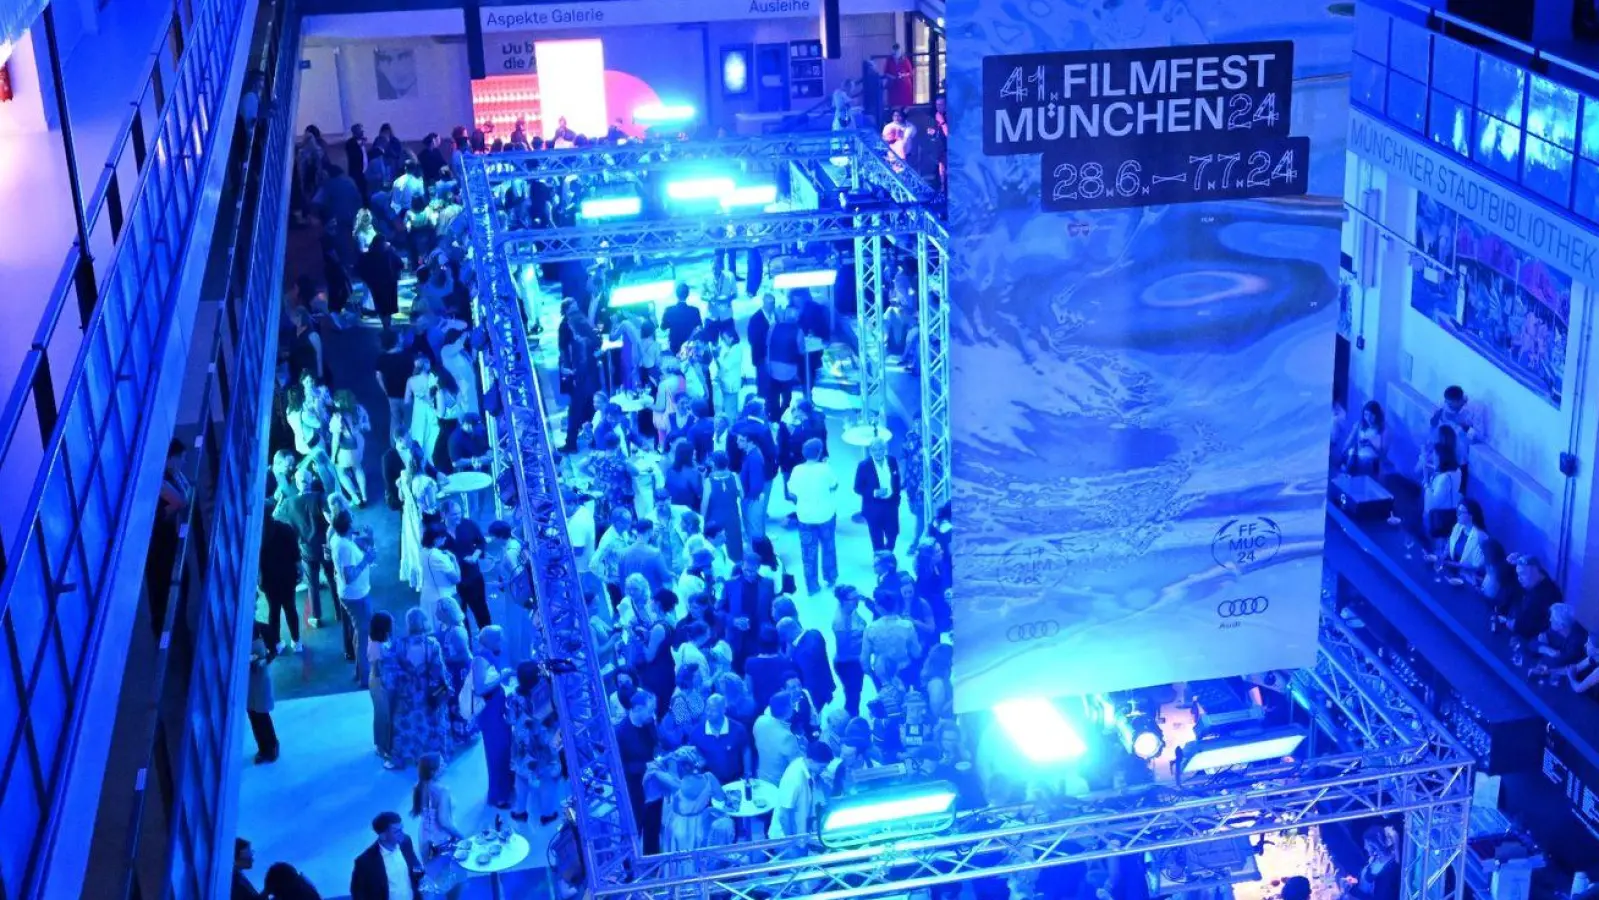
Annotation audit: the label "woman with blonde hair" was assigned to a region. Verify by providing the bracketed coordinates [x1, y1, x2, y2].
[329, 389, 372, 506]
[434, 597, 476, 747]
[385, 608, 450, 770]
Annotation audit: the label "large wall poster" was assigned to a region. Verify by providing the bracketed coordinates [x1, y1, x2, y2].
[1410, 191, 1570, 406]
[948, 0, 1351, 713]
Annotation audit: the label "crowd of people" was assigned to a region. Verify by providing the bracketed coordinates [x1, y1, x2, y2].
[1333, 384, 1592, 692]
[239, 83, 964, 896]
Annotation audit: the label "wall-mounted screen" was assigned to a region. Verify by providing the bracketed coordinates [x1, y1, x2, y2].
[1411, 191, 1571, 406]
[1529, 75, 1578, 150]
[1523, 136, 1573, 205]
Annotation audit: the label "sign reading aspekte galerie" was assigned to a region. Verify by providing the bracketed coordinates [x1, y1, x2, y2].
[480, 0, 911, 32]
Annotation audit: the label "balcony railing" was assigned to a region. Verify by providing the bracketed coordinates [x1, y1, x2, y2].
[1356, 0, 1599, 225]
[0, 0, 251, 892]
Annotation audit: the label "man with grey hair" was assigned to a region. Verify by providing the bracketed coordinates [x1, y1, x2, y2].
[854, 437, 902, 554]
[689, 693, 752, 784]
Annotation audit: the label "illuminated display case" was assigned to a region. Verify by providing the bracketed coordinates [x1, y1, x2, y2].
[472, 74, 541, 139]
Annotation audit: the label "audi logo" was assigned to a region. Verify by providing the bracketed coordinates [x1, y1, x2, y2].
[1216, 597, 1270, 618]
[1006, 620, 1061, 642]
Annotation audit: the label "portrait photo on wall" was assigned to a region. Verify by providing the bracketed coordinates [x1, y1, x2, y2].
[374, 46, 419, 101]
[1409, 191, 1570, 406]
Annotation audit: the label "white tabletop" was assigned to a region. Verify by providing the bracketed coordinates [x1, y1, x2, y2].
[612, 392, 651, 413]
[442, 470, 495, 494]
[455, 831, 530, 875]
[716, 779, 778, 818]
[842, 424, 893, 448]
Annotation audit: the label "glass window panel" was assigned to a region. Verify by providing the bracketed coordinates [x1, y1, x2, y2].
[9, 541, 50, 678]
[1477, 55, 1526, 127]
[0, 761, 41, 889]
[1354, 3, 1390, 63]
[1389, 18, 1431, 82]
[1475, 112, 1523, 180]
[1430, 92, 1471, 155]
[0, 622, 21, 788]
[39, 458, 77, 585]
[1529, 76, 1579, 151]
[27, 631, 68, 769]
[1352, 56, 1388, 112]
[1575, 159, 1599, 222]
[1388, 72, 1427, 133]
[63, 396, 96, 510]
[1581, 97, 1599, 161]
[1432, 37, 1477, 102]
[85, 332, 118, 436]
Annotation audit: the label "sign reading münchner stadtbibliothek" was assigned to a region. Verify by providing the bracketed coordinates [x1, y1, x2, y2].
[947, 0, 1352, 713]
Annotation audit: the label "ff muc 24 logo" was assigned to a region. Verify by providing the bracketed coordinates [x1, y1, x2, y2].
[1211, 517, 1283, 571]
[1215, 597, 1269, 629]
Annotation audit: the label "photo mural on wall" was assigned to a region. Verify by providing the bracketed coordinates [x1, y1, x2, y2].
[1411, 191, 1571, 406]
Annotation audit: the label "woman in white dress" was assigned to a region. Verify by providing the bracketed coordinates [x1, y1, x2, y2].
[405, 356, 442, 460]
[398, 439, 440, 590]
[439, 328, 480, 417]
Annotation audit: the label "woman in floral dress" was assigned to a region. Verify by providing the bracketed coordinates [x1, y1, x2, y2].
[384, 608, 451, 769]
[434, 597, 477, 749]
[507, 661, 563, 824]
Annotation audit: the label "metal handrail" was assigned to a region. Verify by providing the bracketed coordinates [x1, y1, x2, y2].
[0, 0, 197, 572]
[1367, 0, 1599, 93]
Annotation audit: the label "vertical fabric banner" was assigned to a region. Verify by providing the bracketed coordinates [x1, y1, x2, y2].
[948, 0, 1351, 713]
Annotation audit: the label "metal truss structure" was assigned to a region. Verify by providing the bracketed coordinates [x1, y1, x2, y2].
[463, 158, 642, 885]
[461, 145, 1468, 899]
[481, 133, 949, 515]
[916, 221, 952, 519]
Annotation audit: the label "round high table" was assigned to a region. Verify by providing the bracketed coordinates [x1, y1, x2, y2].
[842, 423, 893, 448]
[456, 831, 531, 900]
[441, 470, 494, 495]
[716, 778, 779, 841]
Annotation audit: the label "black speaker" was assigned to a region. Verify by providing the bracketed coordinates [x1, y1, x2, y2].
[821, 0, 842, 59]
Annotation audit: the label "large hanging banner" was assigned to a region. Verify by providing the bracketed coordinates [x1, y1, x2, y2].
[948, 0, 1350, 713]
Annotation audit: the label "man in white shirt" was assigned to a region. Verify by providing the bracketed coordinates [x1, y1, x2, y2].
[590, 506, 634, 610]
[329, 509, 377, 687]
[1434, 384, 1482, 491]
[785, 438, 839, 594]
[565, 490, 598, 592]
[771, 739, 834, 838]
[753, 691, 802, 785]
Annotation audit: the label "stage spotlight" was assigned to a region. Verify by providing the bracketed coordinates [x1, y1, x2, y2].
[994, 697, 1087, 765]
[578, 196, 642, 220]
[1177, 727, 1307, 782]
[609, 280, 677, 307]
[1117, 711, 1165, 761]
[771, 269, 838, 290]
[819, 781, 958, 849]
[719, 184, 778, 209]
[634, 102, 697, 124]
[665, 177, 735, 201]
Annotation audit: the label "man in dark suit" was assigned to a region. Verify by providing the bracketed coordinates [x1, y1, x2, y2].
[345, 123, 370, 200]
[350, 811, 424, 900]
[854, 438, 902, 553]
[778, 616, 834, 711]
[722, 553, 776, 670]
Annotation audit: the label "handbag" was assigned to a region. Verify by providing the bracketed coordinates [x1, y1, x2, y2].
[459, 664, 486, 721]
